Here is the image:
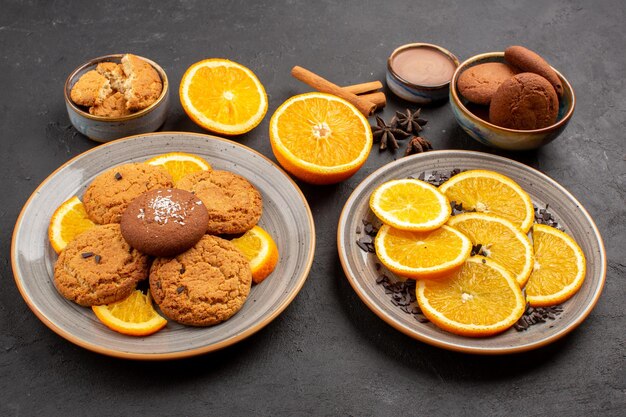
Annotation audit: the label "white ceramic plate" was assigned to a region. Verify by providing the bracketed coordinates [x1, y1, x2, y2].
[12, 132, 315, 359]
[337, 150, 606, 354]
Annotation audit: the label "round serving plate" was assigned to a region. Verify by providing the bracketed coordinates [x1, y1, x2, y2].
[337, 150, 606, 354]
[12, 132, 315, 360]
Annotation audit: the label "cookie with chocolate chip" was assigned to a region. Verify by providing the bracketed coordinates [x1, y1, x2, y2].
[83, 163, 173, 224]
[177, 170, 262, 235]
[54, 224, 150, 306]
[149, 234, 252, 326]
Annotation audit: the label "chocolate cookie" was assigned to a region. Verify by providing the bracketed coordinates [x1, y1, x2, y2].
[149, 234, 252, 326]
[457, 62, 518, 105]
[504, 46, 563, 98]
[121, 188, 209, 257]
[177, 170, 262, 235]
[489, 73, 559, 130]
[83, 163, 173, 224]
[54, 224, 150, 306]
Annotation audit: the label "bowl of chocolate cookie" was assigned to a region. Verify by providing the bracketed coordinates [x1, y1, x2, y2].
[64, 53, 169, 142]
[449, 47, 575, 151]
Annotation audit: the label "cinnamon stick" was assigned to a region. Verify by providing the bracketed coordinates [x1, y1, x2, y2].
[342, 81, 383, 95]
[360, 91, 386, 109]
[291, 66, 377, 116]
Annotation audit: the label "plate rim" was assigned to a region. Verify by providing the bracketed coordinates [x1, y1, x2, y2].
[11, 131, 316, 360]
[337, 149, 607, 355]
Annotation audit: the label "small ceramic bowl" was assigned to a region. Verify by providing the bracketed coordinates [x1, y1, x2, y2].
[386, 43, 459, 105]
[64, 54, 169, 143]
[449, 52, 575, 151]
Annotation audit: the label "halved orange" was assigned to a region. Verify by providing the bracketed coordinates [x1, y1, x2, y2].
[180, 59, 268, 135]
[92, 290, 167, 337]
[48, 196, 96, 253]
[447, 212, 534, 287]
[525, 224, 586, 307]
[269, 92, 372, 184]
[147, 152, 212, 184]
[416, 256, 526, 337]
[374, 224, 472, 279]
[231, 225, 279, 284]
[370, 178, 451, 231]
[439, 170, 534, 233]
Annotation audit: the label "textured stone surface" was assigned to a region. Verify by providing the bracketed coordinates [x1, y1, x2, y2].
[1, 1, 624, 416]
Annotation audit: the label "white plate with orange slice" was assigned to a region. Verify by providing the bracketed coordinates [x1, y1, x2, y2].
[337, 150, 606, 354]
[12, 132, 315, 359]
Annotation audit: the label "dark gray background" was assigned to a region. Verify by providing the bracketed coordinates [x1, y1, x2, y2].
[1, 1, 624, 416]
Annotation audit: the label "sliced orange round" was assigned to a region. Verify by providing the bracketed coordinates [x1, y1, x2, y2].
[92, 290, 167, 337]
[370, 178, 451, 231]
[374, 224, 472, 279]
[230, 225, 279, 284]
[180, 59, 268, 135]
[438, 170, 534, 233]
[48, 196, 96, 253]
[269, 92, 372, 185]
[416, 256, 526, 337]
[525, 224, 586, 307]
[447, 212, 534, 287]
[147, 152, 212, 184]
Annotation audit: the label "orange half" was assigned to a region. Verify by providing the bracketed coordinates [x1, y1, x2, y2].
[180, 59, 268, 135]
[269, 92, 372, 184]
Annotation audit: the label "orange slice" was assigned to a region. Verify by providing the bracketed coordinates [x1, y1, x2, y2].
[439, 170, 534, 233]
[230, 225, 279, 284]
[147, 152, 212, 184]
[525, 224, 586, 307]
[447, 212, 534, 287]
[48, 196, 96, 253]
[416, 256, 526, 337]
[92, 290, 167, 336]
[180, 59, 268, 135]
[374, 224, 472, 279]
[269, 92, 372, 185]
[370, 178, 451, 231]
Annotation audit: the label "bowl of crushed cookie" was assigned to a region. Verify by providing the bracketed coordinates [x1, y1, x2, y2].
[64, 53, 169, 142]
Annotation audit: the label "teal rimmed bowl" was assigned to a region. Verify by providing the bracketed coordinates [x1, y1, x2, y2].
[449, 52, 575, 151]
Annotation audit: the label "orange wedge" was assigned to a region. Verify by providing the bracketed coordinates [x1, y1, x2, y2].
[374, 224, 472, 279]
[230, 225, 279, 284]
[447, 212, 534, 287]
[147, 152, 212, 184]
[525, 224, 586, 307]
[370, 178, 451, 231]
[92, 290, 167, 336]
[269, 92, 372, 185]
[416, 256, 526, 337]
[439, 170, 534, 233]
[180, 59, 268, 135]
[48, 196, 96, 253]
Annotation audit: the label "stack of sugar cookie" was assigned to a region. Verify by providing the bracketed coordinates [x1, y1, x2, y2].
[52, 155, 274, 329]
[457, 46, 562, 130]
[70, 54, 162, 117]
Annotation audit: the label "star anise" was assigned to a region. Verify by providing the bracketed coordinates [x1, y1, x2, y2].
[392, 108, 428, 134]
[404, 136, 433, 156]
[371, 115, 410, 151]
